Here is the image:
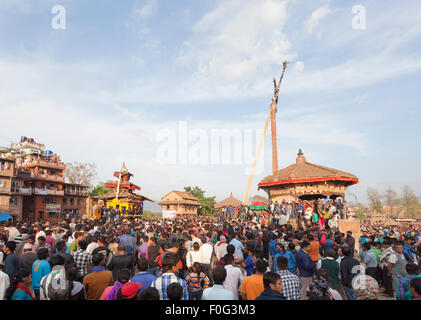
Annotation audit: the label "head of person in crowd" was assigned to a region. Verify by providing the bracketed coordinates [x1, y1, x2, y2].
[92, 253, 105, 267]
[263, 272, 283, 293]
[341, 247, 352, 257]
[192, 242, 200, 252]
[37, 247, 49, 260]
[394, 241, 404, 254]
[166, 282, 183, 300]
[23, 243, 33, 254]
[406, 263, 419, 276]
[252, 250, 265, 264]
[212, 265, 227, 285]
[117, 282, 141, 300]
[363, 242, 371, 251]
[78, 239, 89, 251]
[276, 256, 289, 271]
[255, 259, 268, 275]
[300, 240, 310, 253]
[162, 251, 180, 274]
[4, 241, 16, 255]
[138, 287, 160, 300]
[410, 277, 421, 300]
[137, 258, 149, 272]
[5, 268, 32, 300]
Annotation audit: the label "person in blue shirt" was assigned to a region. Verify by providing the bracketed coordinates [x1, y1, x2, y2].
[119, 229, 136, 255]
[325, 234, 334, 250]
[130, 258, 156, 293]
[241, 244, 255, 276]
[274, 243, 296, 274]
[32, 248, 51, 300]
[269, 234, 280, 260]
[229, 233, 244, 260]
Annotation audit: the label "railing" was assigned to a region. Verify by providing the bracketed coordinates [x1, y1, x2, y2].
[11, 187, 32, 195]
[64, 190, 88, 196]
[47, 189, 64, 196]
[30, 172, 65, 182]
[0, 187, 10, 193]
[21, 159, 65, 169]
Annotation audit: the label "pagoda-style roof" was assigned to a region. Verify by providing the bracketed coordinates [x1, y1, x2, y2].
[214, 193, 242, 208]
[259, 149, 359, 188]
[158, 191, 201, 206]
[96, 189, 154, 203]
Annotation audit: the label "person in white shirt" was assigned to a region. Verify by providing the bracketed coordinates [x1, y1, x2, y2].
[223, 255, 244, 300]
[186, 242, 202, 270]
[0, 265, 10, 300]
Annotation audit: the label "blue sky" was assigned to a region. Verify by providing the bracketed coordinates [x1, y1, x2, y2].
[1, 0, 420, 210]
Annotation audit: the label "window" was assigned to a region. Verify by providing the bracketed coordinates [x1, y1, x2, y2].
[9, 197, 18, 206]
[77, 199, 81, 206]
[70, 198, 74, 205]
[39, 211, 44, 220]
[48, 212, 57, 219]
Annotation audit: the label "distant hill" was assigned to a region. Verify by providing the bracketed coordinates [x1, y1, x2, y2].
[143, 201, 162, 213]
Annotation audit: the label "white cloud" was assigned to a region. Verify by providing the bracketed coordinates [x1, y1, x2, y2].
[295, 61, 304, 71]
[177, 0, 296, 96]
[134, 0, 157, 19]
[305, 4, 331, 35]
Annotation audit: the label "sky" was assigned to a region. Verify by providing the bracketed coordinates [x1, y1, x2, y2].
[1, 0, 420, 211]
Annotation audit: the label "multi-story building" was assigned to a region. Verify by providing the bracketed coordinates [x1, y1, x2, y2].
[0, 148, 15, 216]
[6, 137, 88, 223]
[62, 183, 88, 218]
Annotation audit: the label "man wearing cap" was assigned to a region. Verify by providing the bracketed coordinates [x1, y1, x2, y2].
[119, 282, 141, 300]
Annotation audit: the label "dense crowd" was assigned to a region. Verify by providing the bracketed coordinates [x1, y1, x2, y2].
[0, 204, 420, 301]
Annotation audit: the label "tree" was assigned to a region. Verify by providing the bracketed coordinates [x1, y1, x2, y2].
[401, 185, 421, 218]
[248, 195, 268, 204]
[353, 202, 367, 221]
[184, 186, 216, 216]
[65, 162, 97, 190]
[90, 183, 110, 197]
[367, 188, 383, 213]
[383, 187, 399, 216]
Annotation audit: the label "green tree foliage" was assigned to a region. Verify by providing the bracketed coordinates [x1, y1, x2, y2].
[367, 188, 383, 213]
[184, 186, 216, 216]
[401, 185, 421, 218]
[383, 187, 400, 216]
[90, 184, 110, 197]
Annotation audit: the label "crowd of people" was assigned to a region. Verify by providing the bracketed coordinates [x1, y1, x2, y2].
[219, 198, 348, 227]
[0, 206, 420, 301]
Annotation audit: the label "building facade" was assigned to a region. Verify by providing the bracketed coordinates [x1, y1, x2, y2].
[158, 191, 201, 217]
[0, 150, 15, 216]
[0, 137, 89, 223]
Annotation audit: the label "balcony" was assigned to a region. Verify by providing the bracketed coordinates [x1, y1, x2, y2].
[11, 187, 32, 195]
[0, 205, 9, 212]
[0, 186, 10, 194]
[29, 172, 65, 182]
[19, 159, 65, 170]
[64, 190, 89, 196]
[33, 188, 64, 196]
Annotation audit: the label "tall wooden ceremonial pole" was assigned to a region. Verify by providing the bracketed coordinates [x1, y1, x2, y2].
[242, 61, 288, 204]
